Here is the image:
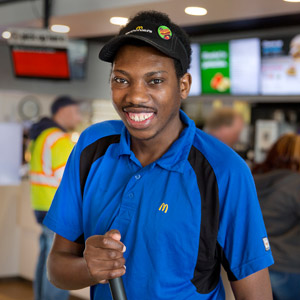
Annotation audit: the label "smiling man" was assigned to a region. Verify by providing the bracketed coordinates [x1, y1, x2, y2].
[44, 11, 274, 300]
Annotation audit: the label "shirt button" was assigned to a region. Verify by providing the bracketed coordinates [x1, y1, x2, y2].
[135, 174, 141, 180]
[128, 192, 134, 199]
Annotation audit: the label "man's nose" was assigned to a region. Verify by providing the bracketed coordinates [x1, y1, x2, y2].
[127, 81, 149, 105]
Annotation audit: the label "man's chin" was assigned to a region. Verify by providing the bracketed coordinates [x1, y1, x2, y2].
[128, 128, 157, 142]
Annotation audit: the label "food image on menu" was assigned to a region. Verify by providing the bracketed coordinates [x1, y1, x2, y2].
[290, 35, 300, 60]
[286, 65, 296, 76]
[286, 35, 300, 76]
[210, 72, 231, 92]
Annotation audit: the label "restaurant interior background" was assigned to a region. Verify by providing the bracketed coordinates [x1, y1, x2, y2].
[1, 0, 300, 299]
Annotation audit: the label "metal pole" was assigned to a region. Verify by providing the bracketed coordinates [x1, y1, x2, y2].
[43, 0, 51, 29]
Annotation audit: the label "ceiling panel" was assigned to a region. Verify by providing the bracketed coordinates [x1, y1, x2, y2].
[0, 0, 300, 39]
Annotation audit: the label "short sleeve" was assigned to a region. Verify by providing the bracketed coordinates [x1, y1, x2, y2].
[43, 140, 84, 242]
[217, 160, 274, 281]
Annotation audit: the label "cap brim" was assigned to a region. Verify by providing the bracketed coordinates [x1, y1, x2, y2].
[99, 34, 179, 63]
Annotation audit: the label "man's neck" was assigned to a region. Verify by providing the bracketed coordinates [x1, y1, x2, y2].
[131, 120, 184, 167]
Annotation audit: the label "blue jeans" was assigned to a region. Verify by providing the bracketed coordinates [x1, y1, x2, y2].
[34, 225, 69, 300]
[269, 269, 300, 300]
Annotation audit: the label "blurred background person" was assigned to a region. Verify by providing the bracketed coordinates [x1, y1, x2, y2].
[252, 133, 300, 300]
[204, 107, 245, 148]
[28, 95, 82, 300]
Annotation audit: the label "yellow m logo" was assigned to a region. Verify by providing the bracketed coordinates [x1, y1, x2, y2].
[136, 26, 143, 30]
[159, 203, 168, 213]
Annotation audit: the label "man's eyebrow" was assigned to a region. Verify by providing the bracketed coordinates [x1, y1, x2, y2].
[145, 71, 168, 77]
[112, 70, 168, 77]
[112, 69, 129, 76]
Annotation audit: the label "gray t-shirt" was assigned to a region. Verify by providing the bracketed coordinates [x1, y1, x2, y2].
[254, 169, 300, 273]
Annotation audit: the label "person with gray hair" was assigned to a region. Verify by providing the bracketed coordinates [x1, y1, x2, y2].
[204, 107, 244, 148]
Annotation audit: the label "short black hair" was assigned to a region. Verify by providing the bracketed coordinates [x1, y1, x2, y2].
[51, 95, 77, 115]
[119, 10, 192, 79]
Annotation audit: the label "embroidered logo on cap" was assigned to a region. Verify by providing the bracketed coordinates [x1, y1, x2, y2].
[263, 237, 270, 251]
[125, 26, 152, 35]
[158, 26, 172, 40]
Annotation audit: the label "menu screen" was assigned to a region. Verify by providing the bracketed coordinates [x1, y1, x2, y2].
[199, 38, 260, 95]
[188, 43, 201, 96]
[261, 35, 300, 95]
[229, 38, 260, 95]
[200, 42, 231, 94]
[11, 46, 70, 79]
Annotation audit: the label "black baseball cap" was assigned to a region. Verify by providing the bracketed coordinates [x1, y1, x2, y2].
[51, 95, 77, 115]
[99, 20, 189, 72]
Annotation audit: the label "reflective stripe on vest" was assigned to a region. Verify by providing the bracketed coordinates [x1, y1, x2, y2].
[30, 172, 60, 188]
[41, 130, 68, 176]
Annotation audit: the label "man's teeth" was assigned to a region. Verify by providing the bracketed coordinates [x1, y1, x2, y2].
[128, 112, 153, 122]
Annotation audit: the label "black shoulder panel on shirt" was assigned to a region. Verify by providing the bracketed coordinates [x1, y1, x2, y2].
[216, 242, 237, 282]
[188, 145, 221, 294]
[80, 135, 121, 198]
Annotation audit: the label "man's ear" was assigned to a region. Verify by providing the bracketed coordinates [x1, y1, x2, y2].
[180, 73, 192, 100]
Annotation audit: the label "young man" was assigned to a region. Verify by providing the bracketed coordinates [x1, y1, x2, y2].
[29, 95, 82, 300]
[44, 11, 274, 300]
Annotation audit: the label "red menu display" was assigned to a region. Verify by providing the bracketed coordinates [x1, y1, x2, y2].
[11, 47, 70, 79]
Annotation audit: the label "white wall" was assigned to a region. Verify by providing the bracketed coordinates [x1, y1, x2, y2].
[0, 186, 20, 277]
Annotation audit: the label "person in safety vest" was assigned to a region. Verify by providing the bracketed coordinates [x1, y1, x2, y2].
[29, 95, 82, 300]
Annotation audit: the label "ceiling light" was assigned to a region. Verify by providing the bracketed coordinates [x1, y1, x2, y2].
[185, 7, 207, 16]
[284, 0, 300, 2]
[2, 31, 11, 39]
[110, 17, 128, 26]
[50, 24, 70, 33]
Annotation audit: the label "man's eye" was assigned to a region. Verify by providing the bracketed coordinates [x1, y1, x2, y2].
[150, 78, 163, 84]
[114, 77, 128, 84]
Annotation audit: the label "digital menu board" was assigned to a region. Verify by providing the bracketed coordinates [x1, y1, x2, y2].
[198, 38, 260, 95]
[188, 43, 201, 96]
[186, 35, 300, 97]
[200, 42, 231, 94]
[11, 47, 70, 79]
[261, 35, 300, 95]
[229, 38, 261, 95]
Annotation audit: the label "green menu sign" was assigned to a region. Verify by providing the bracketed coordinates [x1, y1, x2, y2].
[200, 42, 231, 94]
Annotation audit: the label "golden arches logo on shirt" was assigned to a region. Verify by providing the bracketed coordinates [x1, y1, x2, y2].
[136, 26, 143, 30]
[159, 203, 168, 213]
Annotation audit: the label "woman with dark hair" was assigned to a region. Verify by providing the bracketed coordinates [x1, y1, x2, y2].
[253, 133, 300, 300]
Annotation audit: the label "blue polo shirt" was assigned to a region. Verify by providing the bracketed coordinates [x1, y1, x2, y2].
[44, 110, 273, 300]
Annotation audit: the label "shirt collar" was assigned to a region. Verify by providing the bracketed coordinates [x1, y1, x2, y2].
[118, 110, 196, 173]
